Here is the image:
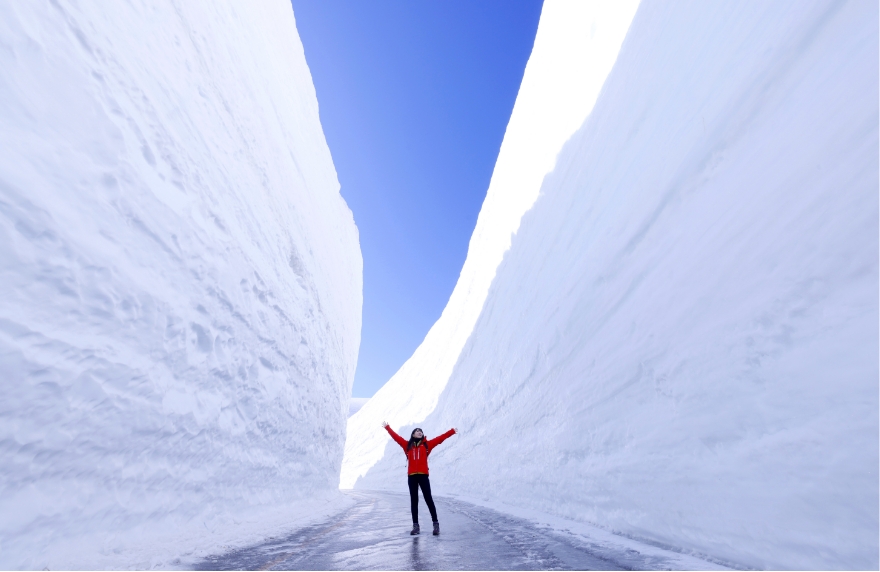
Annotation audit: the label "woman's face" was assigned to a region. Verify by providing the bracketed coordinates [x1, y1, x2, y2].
[413, 429, 423, 439]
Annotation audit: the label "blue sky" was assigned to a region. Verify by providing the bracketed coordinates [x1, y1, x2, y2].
[290, 1, 543, 398]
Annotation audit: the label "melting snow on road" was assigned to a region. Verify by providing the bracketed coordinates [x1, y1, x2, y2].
[196, 490, 728, 571]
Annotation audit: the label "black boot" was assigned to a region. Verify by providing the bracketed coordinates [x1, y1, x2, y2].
[410, 523, 420, 535]
[432, 521, 440, 535]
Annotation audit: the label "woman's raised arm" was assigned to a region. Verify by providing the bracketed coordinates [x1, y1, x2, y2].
[427, 428, 457, 449]
[383, 422, 408, 449]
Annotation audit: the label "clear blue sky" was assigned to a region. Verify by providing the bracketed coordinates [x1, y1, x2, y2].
[290, 1, 544, 398]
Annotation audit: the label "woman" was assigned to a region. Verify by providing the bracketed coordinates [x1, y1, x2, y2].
[382, 421, 456, 535]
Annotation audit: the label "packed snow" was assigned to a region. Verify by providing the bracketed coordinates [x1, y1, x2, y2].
[345, 1, 879, 570]
[0, 0, 361, 568]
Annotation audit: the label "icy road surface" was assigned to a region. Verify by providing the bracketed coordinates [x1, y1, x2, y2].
[195, 490, 728, 570]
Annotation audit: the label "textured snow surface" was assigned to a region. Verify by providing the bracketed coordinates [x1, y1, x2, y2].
[0, 0, 361, 568]
[347, 1, 879, 570]
[342, 0, 640, 490]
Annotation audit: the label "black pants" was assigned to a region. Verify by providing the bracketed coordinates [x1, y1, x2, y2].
[407, 474, 438, 524]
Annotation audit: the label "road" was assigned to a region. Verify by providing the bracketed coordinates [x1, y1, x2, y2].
[195, 490, 723, 570]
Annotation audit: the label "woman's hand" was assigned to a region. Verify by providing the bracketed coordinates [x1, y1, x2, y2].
[381, 421, 389, 428]
[453, 427, 458, 434]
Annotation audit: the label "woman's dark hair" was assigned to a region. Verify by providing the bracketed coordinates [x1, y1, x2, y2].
[407, 428, 430, 452]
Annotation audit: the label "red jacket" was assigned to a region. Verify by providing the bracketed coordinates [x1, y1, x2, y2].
[385, 425, 456, 475]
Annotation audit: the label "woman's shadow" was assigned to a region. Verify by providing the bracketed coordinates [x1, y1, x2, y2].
[409, 534, 428, 570]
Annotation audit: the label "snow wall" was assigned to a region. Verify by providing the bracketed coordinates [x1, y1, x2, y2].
[0, 1, 361, 568]
[345, 1, 879, 570]
[342, 0, 641, 488]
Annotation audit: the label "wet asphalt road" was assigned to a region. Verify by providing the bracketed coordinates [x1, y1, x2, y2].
[193, 489, 705, 571]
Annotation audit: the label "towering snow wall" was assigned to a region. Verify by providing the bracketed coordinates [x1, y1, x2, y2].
[0, 1, 361, 568]
[342, 0, 641, 489]
[347, 1, 878, 569]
